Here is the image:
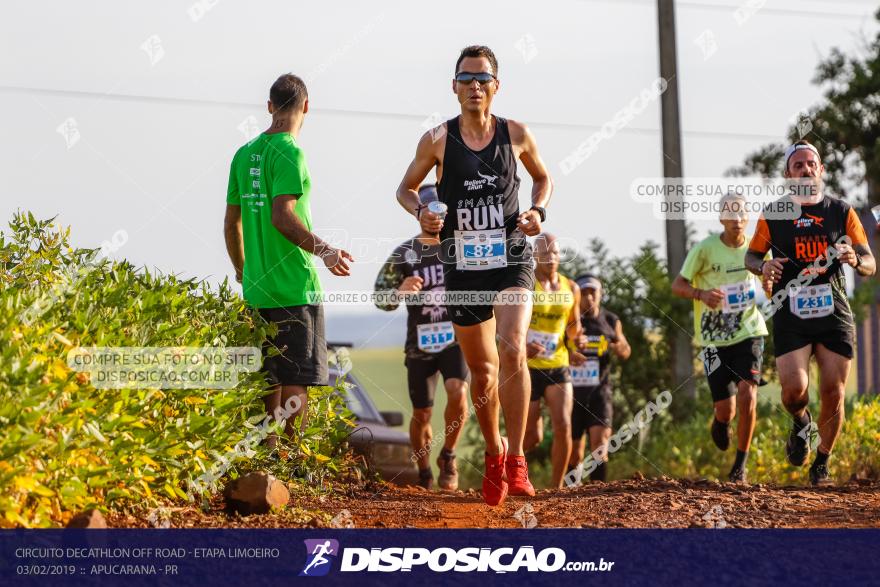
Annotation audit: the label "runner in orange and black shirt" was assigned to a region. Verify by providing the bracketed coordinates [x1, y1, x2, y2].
[745, 140, 875, 486]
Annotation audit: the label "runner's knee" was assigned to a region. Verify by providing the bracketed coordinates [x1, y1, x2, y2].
[819, 384, 845, 406]
[497, 341, 526, 368]
[445, 379, 468, 402]
[468, 364, 497, 391]
[780, 378, 809, 411]
[411, 408, 432, 426]
[781, 391, 809, 414]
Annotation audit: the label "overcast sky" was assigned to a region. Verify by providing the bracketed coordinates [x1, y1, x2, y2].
[2, 0, 877, 317]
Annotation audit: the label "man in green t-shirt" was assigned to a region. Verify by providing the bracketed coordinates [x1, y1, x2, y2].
[224, 73, 353, 445]
[671, 193, 768, 483]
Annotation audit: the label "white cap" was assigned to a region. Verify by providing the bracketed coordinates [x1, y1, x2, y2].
[783, 143, 820, 170]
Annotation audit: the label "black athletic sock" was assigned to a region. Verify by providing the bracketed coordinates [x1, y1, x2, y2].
[441, 447, 455, 459]
[813, 449, 830, 468]
[793, 411, 810, 428]
[590, 461, 608, 482]
[418, 467, 433, 479]
[733, 449, 748, 470]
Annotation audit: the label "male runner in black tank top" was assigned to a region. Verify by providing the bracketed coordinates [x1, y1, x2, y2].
[568, 274, 630, 483]
[745, 140, 875, 486]
[396, 45, 553, 506]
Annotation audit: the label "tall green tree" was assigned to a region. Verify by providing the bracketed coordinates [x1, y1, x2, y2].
[727, 8, 880, 210]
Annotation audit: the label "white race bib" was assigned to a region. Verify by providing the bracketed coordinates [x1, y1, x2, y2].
[527, 329, 559, 359]
[454, 229, 507, 270]
[571, 359, 601, 387]
[789, 283, 833, 319]
[721, 281, 756, 314]
[417, 321, 455, 353]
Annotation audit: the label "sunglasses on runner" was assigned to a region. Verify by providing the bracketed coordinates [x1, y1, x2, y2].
[454, 71, 496, 85]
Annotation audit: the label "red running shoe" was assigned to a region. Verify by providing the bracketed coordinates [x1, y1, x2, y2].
[482, 437, 508, 506]
[506, 454, 536, 497]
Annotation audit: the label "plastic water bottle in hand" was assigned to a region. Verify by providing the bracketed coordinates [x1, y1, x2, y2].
[428, 201, 447, 219]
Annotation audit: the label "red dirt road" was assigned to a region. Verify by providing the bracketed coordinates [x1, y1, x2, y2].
[110, 478, 880, 529]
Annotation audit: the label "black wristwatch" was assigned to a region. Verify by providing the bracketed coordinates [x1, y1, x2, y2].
[855, 253, 863, 268]
[529, 205, 546, 222]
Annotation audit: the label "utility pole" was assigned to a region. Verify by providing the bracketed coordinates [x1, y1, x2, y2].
[657, 0, 695, 398]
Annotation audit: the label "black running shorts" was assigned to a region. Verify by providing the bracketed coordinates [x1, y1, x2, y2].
[258, 304, 328, 386]
[405, 345, 469, 409]
[703, 337, 764, 402]
[571, 385, 613, 437]
[773, 322, 854, 360]
[529, 366, 572, 401]
[445, 264, 536, 327]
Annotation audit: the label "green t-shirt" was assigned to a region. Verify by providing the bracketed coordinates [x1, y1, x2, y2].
[226, 133, 321, 309]
[679, 233, 768, 348]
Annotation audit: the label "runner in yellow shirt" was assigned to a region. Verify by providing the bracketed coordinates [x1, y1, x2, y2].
[523, 233, 585, 488]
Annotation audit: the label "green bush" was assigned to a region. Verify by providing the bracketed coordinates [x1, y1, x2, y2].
[609, 394, 880, 484]
[0, 212, 356, 527]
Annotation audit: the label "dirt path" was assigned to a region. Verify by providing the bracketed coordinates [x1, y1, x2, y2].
[109, 478, 880, 529]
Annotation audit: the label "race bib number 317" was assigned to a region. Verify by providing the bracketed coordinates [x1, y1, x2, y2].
[417, 321, 455, 353]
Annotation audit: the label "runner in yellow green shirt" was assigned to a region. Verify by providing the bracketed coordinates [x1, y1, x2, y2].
[671, 193, 768, 483]
[523, 233, 586, 488]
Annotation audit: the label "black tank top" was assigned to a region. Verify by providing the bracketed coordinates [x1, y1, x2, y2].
[758, 196, 859, 331]
[576, 308, 619, 390]
[437, 116, 531, 283]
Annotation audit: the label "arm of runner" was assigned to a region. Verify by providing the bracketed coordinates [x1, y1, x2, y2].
[565, 278, 584, 342]
[396, 129, 444, 234]
[671, 275, 724, 309]
[223, 204, 244, 283]
[510, 120, 552, 237]
[838, 207, 876, 276]
[745, 215, 787, 282]
[373, 250, 407, 311]
[672, 242, 723, 309]
[271, 195, 353, 276]
[610, 318, 631, 360]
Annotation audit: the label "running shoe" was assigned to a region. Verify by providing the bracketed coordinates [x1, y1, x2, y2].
[711, 418, 730, 451]
[481, 437, 508, 506]
[785, 410, 812, 467]
[436, 450, 459, 491]
[809, 463, 832, 487]
[416, 468, 434, 490]
[506, 454, 536, 497]
[727, 464, 747, 484]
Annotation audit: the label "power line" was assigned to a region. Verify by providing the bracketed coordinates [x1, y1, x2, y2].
[0, 84, 786, 141]
[587, 0, 878, 20]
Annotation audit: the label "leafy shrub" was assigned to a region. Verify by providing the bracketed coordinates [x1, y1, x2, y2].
[610, 394, 880, 484]
[0, 213, 355, 527]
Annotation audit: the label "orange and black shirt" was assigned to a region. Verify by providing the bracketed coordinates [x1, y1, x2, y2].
[748, 196, 868, 329]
